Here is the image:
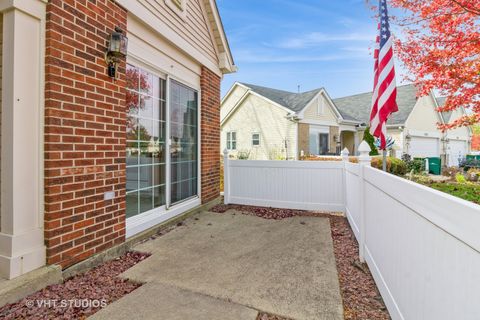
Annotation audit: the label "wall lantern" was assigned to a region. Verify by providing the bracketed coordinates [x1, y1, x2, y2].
[105, 27, 128, 79]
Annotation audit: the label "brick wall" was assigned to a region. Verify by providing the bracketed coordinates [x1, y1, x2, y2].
[200, 67, 221, 204]
[44, 0, 127, 268]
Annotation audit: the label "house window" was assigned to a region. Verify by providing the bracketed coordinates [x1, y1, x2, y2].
[252, 133, 260, 146]
[126, 64, 199, 217]
[126, 64, 167, 218]
[227, 132, 236, 150]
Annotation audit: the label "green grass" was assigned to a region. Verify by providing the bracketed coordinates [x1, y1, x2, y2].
[427, 182, 480, 204]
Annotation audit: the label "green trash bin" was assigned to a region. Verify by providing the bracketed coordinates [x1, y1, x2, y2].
[466, 155, 480, 161]
[427, 157, 441, 175]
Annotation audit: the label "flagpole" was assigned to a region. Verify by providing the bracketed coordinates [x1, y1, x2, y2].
[382, 149, 387, 171]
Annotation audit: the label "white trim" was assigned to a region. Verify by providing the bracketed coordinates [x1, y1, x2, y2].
[126, 198, 200, 238]
[299, 119, 338, 127]
[408, 129, 442, 139]
[221, 82, 248, 105]
[202, 0, 236, 73]
[220, 89, 250, 125]
[251, 132, 260, 147]
[165, 75, 172, 209]
[118, 0, 224, 76]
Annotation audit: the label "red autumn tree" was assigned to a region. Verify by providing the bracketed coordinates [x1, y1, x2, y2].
[388, 0, 480, 130]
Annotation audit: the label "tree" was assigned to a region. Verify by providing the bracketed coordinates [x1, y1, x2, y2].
[363, 127, 379, 156]
[387, 0, 480, 130]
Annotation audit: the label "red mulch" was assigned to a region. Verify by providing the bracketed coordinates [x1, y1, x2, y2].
[211, 204, 390, 320]
[0, 251, 150, 320]
[210, 203, 339, 220]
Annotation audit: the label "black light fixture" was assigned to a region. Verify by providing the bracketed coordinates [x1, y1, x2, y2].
[106, 27, 128, 79]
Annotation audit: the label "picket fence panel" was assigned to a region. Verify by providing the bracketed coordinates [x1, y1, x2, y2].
[224, 159, 345, 212]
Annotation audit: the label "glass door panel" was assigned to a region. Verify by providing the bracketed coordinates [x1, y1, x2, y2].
[170, 80, 198, 204]
[126, 64, 167, 218]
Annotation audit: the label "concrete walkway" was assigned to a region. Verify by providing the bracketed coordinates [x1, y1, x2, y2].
[91, 211, 343, 320]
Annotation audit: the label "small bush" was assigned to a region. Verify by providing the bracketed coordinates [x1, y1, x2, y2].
[371, 156, 407, 176]
[455, 173, 467, 184]
[408, 159, 425, 173]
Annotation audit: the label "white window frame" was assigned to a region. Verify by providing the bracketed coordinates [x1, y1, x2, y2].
[252, 133, 260, 147]
[125, 56, 201, 238]
[227, 131, 237, 150]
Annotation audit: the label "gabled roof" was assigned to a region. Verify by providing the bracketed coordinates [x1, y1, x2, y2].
[240, 83, 324, 113]
[333, 84, 418, 125]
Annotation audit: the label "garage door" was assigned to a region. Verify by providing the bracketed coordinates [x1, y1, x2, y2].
[409, 136, 440, 158]
[447, 140, 468, 167]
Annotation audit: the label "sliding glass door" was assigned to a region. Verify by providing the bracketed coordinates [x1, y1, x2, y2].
[126, 65, 167, 218]
[170, 80, 198, 204]
[126, 65, 198, 218]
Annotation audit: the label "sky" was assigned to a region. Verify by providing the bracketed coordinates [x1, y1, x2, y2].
[217, 0, 407, 99]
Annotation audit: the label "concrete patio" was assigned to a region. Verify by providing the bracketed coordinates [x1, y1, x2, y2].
[91, 210, 343, 320]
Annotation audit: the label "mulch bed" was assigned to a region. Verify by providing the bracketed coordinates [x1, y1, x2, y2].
[211, 203, 390, 320]
[0, 251, 150, 320]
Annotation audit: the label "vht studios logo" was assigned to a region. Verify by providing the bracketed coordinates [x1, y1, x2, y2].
[26, 299, 107, 309]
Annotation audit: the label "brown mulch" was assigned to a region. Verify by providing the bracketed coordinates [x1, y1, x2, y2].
[0, 251, 150, 320]
[211, 204, 390, 320]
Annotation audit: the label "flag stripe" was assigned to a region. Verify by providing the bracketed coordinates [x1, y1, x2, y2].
[369, 0, 398, 150]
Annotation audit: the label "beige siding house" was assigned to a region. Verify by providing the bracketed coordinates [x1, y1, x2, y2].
[221, 83, 472, 166]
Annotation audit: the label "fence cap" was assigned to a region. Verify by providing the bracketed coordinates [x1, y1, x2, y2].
[358, 141, 371, 153]
[341, 147, 350, 156]
[223, 149, 229, 156]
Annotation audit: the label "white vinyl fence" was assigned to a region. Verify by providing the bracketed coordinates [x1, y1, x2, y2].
[224, 144, 480, 320]
[223, 152, 345, 211]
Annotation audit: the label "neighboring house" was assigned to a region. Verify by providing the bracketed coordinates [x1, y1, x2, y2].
[0, 0, 235, 280]
[221, 83, 471, 166]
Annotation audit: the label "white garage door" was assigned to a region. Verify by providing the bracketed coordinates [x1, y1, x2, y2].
[447, 140, 468, 167]
[409, 136, 440, 158]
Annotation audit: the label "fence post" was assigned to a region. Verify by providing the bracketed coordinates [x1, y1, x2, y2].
[223, 149, 230, 204]
[358, 141, 371, 263]
[341, 147, 350, 162]
[341, 148, 350, 210]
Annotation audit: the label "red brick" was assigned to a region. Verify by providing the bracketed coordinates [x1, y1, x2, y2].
[45, 0, 127, 269]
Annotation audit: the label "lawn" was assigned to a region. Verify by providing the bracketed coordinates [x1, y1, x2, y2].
[426, 182, 480, 204]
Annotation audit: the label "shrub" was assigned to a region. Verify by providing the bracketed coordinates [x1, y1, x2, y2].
[455, 173, 467, 184]
[371, 156, 407, 176]
[406, 158, 425, 174]
[363, 127, 379, 156]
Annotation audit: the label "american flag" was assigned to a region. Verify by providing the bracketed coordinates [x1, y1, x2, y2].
[370, 0, 398, 149]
